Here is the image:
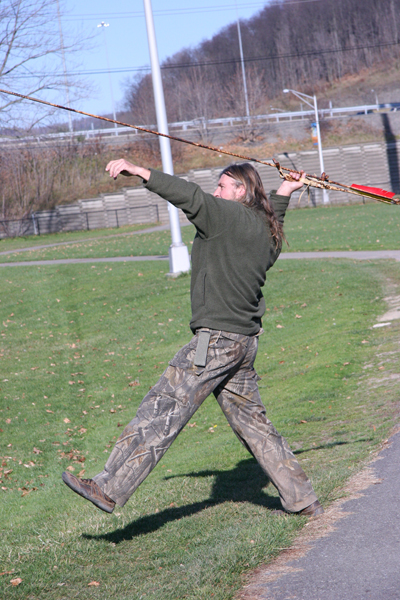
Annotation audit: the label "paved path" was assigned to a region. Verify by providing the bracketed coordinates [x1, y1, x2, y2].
[240, 430, 400, 600]
[1, 249, 400, 268]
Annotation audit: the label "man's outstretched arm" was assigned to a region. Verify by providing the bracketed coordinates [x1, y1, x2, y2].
[106, 159, 150, 182]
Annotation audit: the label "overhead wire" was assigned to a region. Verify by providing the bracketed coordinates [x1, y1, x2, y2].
[3, 39, 399, 79]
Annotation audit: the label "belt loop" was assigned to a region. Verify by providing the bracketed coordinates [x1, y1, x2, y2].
[194, 330, 211, 367]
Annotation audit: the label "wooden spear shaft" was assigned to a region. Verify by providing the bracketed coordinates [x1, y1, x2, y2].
[0, 87, 398, 205]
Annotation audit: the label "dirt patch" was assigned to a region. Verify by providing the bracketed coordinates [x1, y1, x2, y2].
[377, 295, 400, 322]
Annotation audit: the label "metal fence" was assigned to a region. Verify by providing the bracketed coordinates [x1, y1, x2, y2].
[1, 103, 399, 146]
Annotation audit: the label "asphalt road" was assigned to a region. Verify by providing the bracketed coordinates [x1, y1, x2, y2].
[241, 430, 400, 600]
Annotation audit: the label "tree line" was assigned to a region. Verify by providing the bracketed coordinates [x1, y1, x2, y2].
[125, 0, 400, 126]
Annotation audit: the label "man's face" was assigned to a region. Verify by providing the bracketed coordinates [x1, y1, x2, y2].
[213, 174, 245, 201]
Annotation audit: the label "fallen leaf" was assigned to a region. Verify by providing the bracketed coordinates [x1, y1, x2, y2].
[110, 409, 116, 413]
[0, 570, 14, 576]
[78, 469, 85, 477]
[5, 419, 11, 424]
[68, 381, 75, 385]
[33, 447, 42, 454]
[10, 577, 22, 586]
[63, 418, 71, 424]
[88, 581, 100, 587]
[128, 380, 139, 387]
[78, 428, 87, 434]
[66, 466, 75, 472]
[31, 367, 39, 370]
[300, 303, 307, 308]
[295, 314, 302, 319]
[276, 324, 284, 329]
[300, 420, 308, 424]
[46, 409, 54, 414]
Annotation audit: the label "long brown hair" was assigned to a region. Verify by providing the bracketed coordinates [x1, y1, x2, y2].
[220, 163, 284, 247]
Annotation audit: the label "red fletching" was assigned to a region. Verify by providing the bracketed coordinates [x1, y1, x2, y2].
[350, 184, 395, 201]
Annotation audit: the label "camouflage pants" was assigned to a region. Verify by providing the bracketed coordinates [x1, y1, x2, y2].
[93, 329, 318, 512]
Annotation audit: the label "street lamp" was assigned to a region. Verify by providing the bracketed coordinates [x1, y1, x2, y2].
[143, 0, 190, 275]
[97, 21, 118, 135]
[283, 88, 329, 204]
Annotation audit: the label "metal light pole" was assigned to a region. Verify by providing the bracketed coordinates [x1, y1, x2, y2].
[97, 22, 118, 135]
[283, 89, 329, 204]
[143, 0, 190, 275]
[56, 0, 72, 133]
[236, 16, 250, 123]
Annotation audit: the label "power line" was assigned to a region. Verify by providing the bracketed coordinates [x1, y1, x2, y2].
[3, 39, 399, 80]
[62, 0, 322, 22]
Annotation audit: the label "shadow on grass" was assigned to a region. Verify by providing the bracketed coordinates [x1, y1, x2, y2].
[83, 437, 358, 544]
[82, 458, 282, 544]
[293, 437, 372, 456]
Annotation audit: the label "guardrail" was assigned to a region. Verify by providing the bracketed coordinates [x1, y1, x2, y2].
[1, 103, 399, 146]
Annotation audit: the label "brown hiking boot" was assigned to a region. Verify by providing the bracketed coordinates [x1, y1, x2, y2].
[297, 500, 324, 517]
[62, 471, 115, 513]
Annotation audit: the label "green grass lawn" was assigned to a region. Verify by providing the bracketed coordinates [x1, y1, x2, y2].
[1, 256, 400, 599]
[0, 222, 159, 254]
[1, 201, 400, 263]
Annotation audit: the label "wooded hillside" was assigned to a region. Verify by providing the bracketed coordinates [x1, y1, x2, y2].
[125, 0, 400, 123]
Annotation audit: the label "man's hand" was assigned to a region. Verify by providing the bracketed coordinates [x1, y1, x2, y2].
[276, 170, 305, 196]
[106, 159, 151, 182]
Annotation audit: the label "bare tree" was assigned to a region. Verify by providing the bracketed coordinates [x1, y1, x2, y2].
[0, 0, 91, 131]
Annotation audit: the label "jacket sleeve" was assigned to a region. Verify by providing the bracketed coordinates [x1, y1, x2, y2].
[269, 190, 291, 224]
[144, 168, 228, 238]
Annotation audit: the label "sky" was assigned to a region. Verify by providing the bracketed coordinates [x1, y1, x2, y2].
[60, 0, 267, 125]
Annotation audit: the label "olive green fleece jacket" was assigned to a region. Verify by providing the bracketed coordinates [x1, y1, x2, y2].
[145, 169, 290, 336]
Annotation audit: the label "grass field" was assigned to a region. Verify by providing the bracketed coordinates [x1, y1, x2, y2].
[1, 201, 400, 263]
[1, 234, 400, 599]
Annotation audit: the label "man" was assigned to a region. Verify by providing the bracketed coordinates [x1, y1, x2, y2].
[62, 160, 323, 517]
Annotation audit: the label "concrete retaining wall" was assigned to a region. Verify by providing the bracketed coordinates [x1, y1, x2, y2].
[1, 140, 398, 238]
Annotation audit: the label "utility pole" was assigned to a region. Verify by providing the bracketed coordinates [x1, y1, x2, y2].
[143, 0, 190, 275]
[235, 2, 250, 123]
[56, 0, 72, 133]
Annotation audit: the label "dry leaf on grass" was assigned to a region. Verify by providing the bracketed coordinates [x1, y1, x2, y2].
[88, 581, 100, 587]
[10, 577, 22, 586]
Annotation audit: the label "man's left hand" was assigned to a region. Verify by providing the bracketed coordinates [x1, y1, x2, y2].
[276, 171, 305, 196]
